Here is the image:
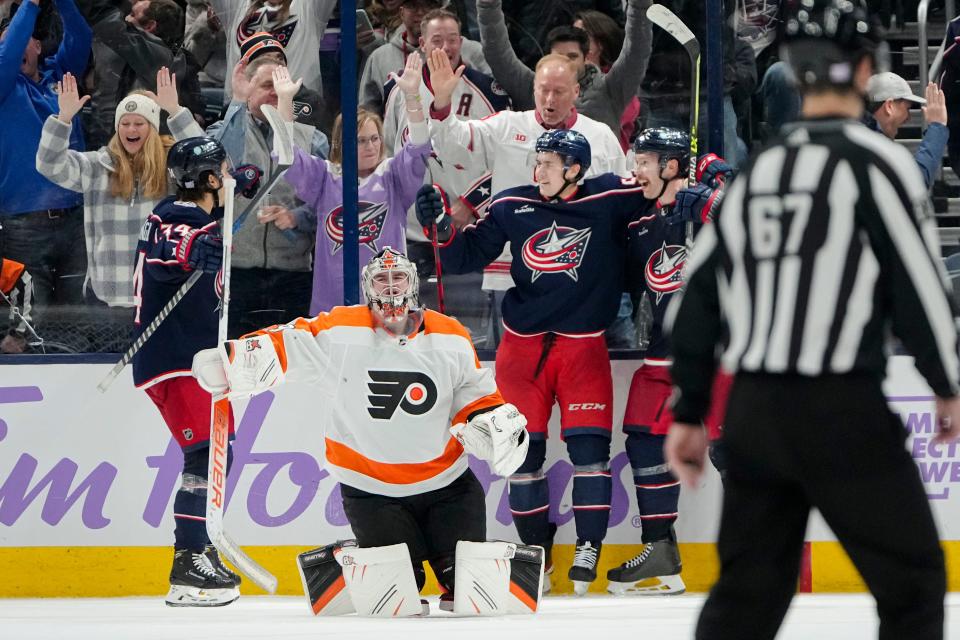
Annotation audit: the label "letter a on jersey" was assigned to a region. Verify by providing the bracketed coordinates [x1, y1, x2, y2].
[367, 371, 439, 420]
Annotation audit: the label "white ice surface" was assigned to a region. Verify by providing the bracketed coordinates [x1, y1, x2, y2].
[4, 594, 960, 640]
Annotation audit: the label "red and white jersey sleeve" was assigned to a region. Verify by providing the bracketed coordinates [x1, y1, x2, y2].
[250, 306, 504, 497]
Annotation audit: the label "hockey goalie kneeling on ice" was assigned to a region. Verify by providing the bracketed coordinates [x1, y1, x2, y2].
[296, 538, 544, 617]
[192, 248, 539, 616]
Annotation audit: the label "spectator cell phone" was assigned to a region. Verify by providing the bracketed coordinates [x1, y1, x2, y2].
[356, 9, 373, 33]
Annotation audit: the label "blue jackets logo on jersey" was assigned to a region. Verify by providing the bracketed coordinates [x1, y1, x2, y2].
[325, 202, 389, 255]
[645, 241, 686, 303]
[367, 370, 439, 420]
[521, 221, 592, 282]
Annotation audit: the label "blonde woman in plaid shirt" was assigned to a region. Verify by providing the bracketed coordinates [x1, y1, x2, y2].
[36, 66, 204, 350]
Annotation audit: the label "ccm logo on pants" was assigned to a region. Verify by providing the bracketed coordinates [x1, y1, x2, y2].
[567, 403, 607, 411]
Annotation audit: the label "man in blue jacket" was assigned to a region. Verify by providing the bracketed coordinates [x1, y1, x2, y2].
[865, 71, 949, 190]
[0, 0, 91, 338]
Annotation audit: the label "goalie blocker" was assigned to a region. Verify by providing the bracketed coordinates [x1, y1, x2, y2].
[298, 540, 545, 617]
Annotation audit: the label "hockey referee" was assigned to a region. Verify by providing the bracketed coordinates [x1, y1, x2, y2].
[664, 1, 960, 639]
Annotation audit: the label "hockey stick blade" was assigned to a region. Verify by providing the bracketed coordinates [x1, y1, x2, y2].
[262, 104, 294, 167]
[647, 4, 697, 47]
[230, 104, 295, 234]
[97, 269, 204, 393]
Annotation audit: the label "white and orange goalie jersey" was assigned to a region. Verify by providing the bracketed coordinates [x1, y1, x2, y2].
[225, 306, 505, 497]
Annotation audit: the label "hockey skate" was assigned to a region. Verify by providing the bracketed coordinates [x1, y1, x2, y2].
[568, 540, 601, 596]
[542, 544, 554, 595]
[606, 539, 685, 596]
[165, 549, 240, 607]
[204, 545, 241, 587]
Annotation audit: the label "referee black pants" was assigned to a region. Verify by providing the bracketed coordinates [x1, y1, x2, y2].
[697, 373, 945, 640]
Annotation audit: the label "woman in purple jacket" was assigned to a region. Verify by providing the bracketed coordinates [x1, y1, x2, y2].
[273, 58, 431, 314]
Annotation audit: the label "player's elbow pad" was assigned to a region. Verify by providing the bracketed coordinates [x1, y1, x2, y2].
[192, 335, 285, 398]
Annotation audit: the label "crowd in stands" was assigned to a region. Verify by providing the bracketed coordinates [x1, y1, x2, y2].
[0, 0, 953, 354]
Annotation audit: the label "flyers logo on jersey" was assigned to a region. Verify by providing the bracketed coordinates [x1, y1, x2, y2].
[521, 220, 592, 282]
[325, 202, 389, 255]
[645, 241, 686, 303]
[367, 370, 438, 420]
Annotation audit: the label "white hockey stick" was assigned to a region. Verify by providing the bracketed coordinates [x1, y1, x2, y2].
[229, 104, 296, 235]
[205, 175, 278, 594]
[204, 104, 293, 594]
[647, 4, 701, 242]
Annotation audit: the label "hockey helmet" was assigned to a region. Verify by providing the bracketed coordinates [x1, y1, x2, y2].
[535, 129, 592, 178]
[168, 137, 228, 190]
[362, 247, 421, 333]
[779, 0, 885, 90]
[633, 127, 691, 174]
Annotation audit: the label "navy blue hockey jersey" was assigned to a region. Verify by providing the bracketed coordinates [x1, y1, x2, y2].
[627, 202, 703, 360]
[440, 174, 653, 335]
[132, 197, 223, 388]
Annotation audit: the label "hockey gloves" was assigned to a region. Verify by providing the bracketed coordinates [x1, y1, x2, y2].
[670, 183, 724, 227]
[192, 334, 286, 398]
[451, 403, 530, 476]
[695, 153, 733, 189]
[176, 229, 223, 273]
[415, 184, 452, 239]
[230, 164, 263, 199]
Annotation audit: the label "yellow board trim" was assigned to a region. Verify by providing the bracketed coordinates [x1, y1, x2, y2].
[2, 542, 959, 597]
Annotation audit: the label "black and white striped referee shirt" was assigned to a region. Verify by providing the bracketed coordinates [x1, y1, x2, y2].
[668, 118, 960, 424]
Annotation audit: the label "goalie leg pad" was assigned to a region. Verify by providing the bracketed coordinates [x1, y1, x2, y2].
[336, 543, 425, 617]
[297, 541, 357, 616]
[453, 541, 544, 616]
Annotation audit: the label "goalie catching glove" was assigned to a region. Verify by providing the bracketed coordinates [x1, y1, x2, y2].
[450, 403, 529, 476]
[192, 334, 285, 398]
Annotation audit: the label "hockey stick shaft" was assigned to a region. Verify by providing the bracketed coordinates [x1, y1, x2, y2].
[97, 269, 203, 393]
[431, 222, 446, 314]
[647, 4, 700, 243]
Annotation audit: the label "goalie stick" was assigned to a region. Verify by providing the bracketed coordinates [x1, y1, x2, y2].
[97, 104, 294, 394]
[204, 106, 292, 596]
[647, 4, 701, 242]
[205, 174, 278, 594]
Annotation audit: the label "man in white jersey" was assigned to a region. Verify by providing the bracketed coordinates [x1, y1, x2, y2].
[425, 50, 626, 290]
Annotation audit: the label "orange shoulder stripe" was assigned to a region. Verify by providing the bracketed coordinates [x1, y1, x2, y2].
[422, 310, 485, 368]
[0, 259, 25, 295]
[452, 392, 505, 427]
[324, 435, 465, 485]
[243, 306, 375, 374]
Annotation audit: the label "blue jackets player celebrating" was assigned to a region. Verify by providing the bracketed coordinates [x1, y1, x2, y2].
[609, 128, 731, 595]
[132, 137, 241, 607]
[416, 130, 650, 594]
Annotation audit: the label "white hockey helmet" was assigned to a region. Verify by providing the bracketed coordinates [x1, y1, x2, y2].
[361, 247, 421, 333]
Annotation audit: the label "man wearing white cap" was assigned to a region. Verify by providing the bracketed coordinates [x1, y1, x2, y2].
[865, 72, 949, 189]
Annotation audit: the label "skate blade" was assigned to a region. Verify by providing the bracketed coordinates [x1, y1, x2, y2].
[542, 565, 553, 596]
[165, 584, 240, 607]
[607, 574, 686, 596]
[572, 580, 592, 596]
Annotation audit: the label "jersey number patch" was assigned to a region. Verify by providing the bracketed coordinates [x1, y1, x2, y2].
[748, 193, 813, 259]
[367, 370, 438, 420]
